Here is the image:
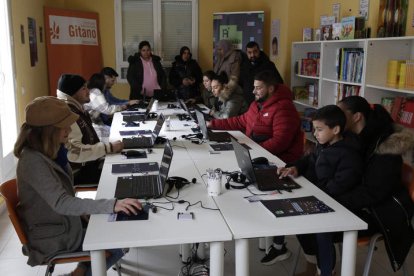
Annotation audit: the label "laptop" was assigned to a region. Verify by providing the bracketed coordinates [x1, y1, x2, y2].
[123, 98, 155, 122]
[231, 138, 301, 191]
[115, 140, 173, 199]
[178, 99, 197, 121]
[154, 89, 176, 102]
[122, 113, 165, 149]
[195, 109, 235, 143]
[192, 105, 214, 121]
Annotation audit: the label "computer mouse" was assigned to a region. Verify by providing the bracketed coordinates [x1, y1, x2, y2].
[251, 156, 269, 166]
[122, 150, 144, 158]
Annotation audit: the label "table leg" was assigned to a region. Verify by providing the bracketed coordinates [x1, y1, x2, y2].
[235, 238, 249, 276]
[210, 241, 224, 276]
[341, 230, 358, 276]
[90, 250, 106, 276]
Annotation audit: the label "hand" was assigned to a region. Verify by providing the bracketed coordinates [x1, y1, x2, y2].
[206, 121, 212, 128]
[182, 78, 191, 86]
[128, 100, 139, 105]
[114, 198, 142, 215]
[277, 167, 298, 178]
[111, 140, 124, 153]
[120, 104, 128, 110]
[185, 98, 196, 105]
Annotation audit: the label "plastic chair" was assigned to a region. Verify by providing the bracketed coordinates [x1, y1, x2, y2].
[0, 179, 121, 276]
[291, 163, 414, 276]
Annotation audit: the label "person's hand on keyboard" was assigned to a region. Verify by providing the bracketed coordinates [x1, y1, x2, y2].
[277, 166, 298, 179]
[114, 198, 142, 215]
[111, 140, 124, 153]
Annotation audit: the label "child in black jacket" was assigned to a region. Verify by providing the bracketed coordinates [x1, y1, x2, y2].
[278, 105, 363, 276]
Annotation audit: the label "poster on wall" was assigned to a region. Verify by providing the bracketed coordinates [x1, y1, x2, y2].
[28, 17, 38, 67]
[270, 19, 280, 58]
[44, 7, 103, 96]
[213, 11, 264, 65]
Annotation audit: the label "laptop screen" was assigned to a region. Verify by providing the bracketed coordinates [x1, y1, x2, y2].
[194, 109, 209, 139]
[231, 138, 256, 183]
[152, 113, 165, 138]
[159, 140, 173, 186]
[145, 98, 155, 115]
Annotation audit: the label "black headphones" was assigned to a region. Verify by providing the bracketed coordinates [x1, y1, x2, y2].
[177, 114, 192, 121]
[166, 176, 197, 193]
[225, 172, 248, 190]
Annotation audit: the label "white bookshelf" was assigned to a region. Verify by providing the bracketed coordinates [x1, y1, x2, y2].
[291, 36, 414, 107]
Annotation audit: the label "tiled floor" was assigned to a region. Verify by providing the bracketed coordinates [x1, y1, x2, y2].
[0, 205, 413, 276]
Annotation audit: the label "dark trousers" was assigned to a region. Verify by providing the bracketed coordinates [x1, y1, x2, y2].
[73, 160, 103, 186]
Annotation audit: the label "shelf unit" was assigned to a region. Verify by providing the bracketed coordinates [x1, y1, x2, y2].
[291, 37, 414, 108]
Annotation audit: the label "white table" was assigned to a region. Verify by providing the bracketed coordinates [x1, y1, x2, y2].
[84, 103, 367, 276]
[83, 104, 232, 276]
[191, 131, 367, 276]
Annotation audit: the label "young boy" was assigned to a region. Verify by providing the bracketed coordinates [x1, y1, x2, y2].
[278, 105, 363, 276]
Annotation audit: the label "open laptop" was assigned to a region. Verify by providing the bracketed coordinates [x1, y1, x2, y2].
[154, 89, 176, 102]
[122, 113, 165, 149]
[123, 98, 155, 122]
[192, 105, 214, 121]
[231, 138, 301, 191]
[178, 99, 197, 121]
[115, 140, 173, 199]
[195, 109, 235, 143]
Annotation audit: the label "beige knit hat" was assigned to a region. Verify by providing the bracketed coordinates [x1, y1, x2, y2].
[25, 96, 79, 128]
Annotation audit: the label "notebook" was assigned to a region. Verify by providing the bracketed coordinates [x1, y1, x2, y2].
[195, 109, 235, 142]
[231, 138, 301, 191]
[122, 113, 165, 149]
[123, 98, 155, 122]
[114, 140, 173, 199]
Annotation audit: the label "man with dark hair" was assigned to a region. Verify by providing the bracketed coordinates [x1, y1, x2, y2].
[207, 71, 303, 264]
[239, 41, 284, 104]
[56, 74, 124, 185]
[208, 70, 303, 164]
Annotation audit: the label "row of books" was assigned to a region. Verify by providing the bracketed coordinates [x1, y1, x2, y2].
[334, 84, 361, 104]
[295, 52, 320, 77]
[386, 59, 414, 89]
[302, 16, 366, 41]
[292, 84, 318, 106]
[382, 96, 414, 128]
[336, 48, 364, 83]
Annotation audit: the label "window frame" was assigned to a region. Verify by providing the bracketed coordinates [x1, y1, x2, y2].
[114, 0, 198, 83]
[0, 0, 18, 182]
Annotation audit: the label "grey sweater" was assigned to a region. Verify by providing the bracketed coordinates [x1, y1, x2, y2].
[16, 148, 116, 266]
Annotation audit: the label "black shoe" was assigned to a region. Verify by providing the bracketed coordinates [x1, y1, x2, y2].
[260, 244, 291, 265]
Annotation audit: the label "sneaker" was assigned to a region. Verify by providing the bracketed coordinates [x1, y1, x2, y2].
[260, 244, 291, 265]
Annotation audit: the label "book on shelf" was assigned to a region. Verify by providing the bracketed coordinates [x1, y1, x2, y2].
[381, 97, 395, 114]
[321, 25, 333, 40]
[334, 84, 360, 104]
[292, 86, 309, 101]
[405, 60, 414, 89]
[398, 99, 414, 128]
[303, 28, 313, 41]
[300, 107, 317, 132]
[314, 29, 321, 41]
[354, 16, 366, 38]
[340, 16, 355, 40]
[332, 23, 342, 40]
[307, 52, 320, 59]
[307, 83, 318, 106]
[301, 58, 318, 76]
[335, 48, 364, 82]
[386, 60, 405, 87]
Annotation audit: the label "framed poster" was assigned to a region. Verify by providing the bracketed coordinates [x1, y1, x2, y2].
[213, 11, 264, 64]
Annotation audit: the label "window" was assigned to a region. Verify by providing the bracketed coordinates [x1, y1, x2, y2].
[0, 0, 18, 181]
[114, 0, 198, 82]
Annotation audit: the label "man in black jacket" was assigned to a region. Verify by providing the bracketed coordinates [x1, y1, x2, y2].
[239, 41, 284, 104]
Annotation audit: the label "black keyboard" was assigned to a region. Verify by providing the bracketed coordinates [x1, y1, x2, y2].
[123, 137, 153, 148]
[131, 175, 159, 196]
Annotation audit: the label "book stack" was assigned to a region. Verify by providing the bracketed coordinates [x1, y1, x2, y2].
[386, 60, 405, 87]
[335, 48, 364, 83]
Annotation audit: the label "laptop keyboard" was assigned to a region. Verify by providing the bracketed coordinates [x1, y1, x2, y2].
[123, 137, 153, 148]
[131, 175, 159, 196]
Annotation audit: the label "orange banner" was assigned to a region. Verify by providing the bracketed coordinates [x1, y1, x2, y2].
[44, 7, 103, 96]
